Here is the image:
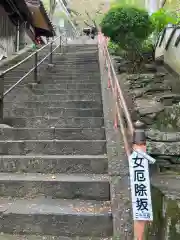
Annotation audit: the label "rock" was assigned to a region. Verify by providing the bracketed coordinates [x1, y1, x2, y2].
[140, 115, 157, 125]
[117, 61, 130, 74]
[155, 72, 167, 78]
[147, 140, 180, 155]
[144, 85, 172, 95]
[155, 155, 180, 164]
[118, 66, 128, 74]
[127, 73, 155, 81]
[159, 94, 180, 106]
[112, 56, 123, 63]
[146, 129, 180, 142]
[135, 98, 164, 116]
[133, 88, 146, 98]
[144, 63, 157, 73]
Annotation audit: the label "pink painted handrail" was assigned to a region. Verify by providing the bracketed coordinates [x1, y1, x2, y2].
[98, 32, 134, 156]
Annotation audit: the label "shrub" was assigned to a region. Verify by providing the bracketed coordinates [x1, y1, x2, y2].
[100, 6, 154, 54]
[151, 9, 177, 33]
[108, 41, 120, 55]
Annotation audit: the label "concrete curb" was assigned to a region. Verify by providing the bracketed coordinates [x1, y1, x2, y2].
[98, 45, 133, 239]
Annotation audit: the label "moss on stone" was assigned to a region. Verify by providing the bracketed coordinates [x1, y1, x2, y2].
[145, 185, 180, 239]
[145, 186, 164, 239]
[164, 198, 180, 239]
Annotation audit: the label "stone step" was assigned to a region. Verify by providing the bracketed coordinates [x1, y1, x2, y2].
[0, 198, 112, 236]
[5, 83, 101, 91]
[0, 127, 105, 140]
[28, 89, 101, 95]
[0, 234, 112, 240]
[66, 49, 98, 53]
[5, 67, 99, 73]
[57, 53, 98, 57]
[50, 66, 99, 70]
[57, 59, 98, 62]
[44, 73, 100, 76]
[5, 107, 103, 118]
[55, 53, 98, 57]
[4, 116, 104, 128]
[4, 77, 100, 83]
[4, 87, 101, 95]
[55, 61, 99, 65]
[4, 73, 100, 80]
[5, 100, 102, 109]
[0, 139, 106, 155]
[4, 79, 101, 85]
[0, 173, 110, 199]
[4, 94, 102, 102]
[0, 155, 108, 174]
[67, 44, 97, 49]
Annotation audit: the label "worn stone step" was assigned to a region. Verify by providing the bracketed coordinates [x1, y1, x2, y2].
[0, 140, 106, 155]
[5, 68, 99, 75]
[9, 93, 102, 102]
[4, 93, 102, 102]
[50, 68, 99, 72]
[0, 173, 110, 199]
[5, 84, 101, 91]
[58, 52, 98, 56]
[0, 127, 105, 140]
[66, 50, 98, 54]
[56, 54, 98, 57]
[4, 116, 104, 128]
[31, 83, 101, 90]
[5, 77, 100, 83]
[5, 82, 100, 88]
[45, 73, 100, 76]
[0, 155, 108, 174]
[0, 234, 112, 240]
[30, 89, 101, 95]
[5, 73, 100, 79]
[54, 58, 99, 62]
[5, 100, 102, 109]
[4, 74, 100, 81]
[55, 62, 99, 66]
[5, 87, 101, 95]
[0, 198, 112, 236]
[5, 107, 103, 118]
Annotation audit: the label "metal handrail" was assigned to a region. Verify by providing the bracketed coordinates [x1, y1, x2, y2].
[0, 34, 65, 122]
[98, 32, 134, 156]
[0, 35, 61, 77]
[3, 38, 61, 97]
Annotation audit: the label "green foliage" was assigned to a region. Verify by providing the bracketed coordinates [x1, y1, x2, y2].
[141, 38, 154, 53]
[108, 41, 120, 55]
[100, 6, 154, 54]
[151, 9, 177, 33]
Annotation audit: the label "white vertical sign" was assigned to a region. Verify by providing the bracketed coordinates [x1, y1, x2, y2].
[128, 150, 153, 221]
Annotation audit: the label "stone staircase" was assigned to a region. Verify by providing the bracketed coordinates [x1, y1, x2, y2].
[0, 43, 113, 239]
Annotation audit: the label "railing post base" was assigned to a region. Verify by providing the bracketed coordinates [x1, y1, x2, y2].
[48, 64, 55, 68]
[0, 75, 4, 123]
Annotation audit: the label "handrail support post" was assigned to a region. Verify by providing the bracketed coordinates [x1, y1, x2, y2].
[0, 75, 4, 123]
[59, 36, 62, 52]
[34, 51, 39, 83]
[49, 41, 53, 65]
